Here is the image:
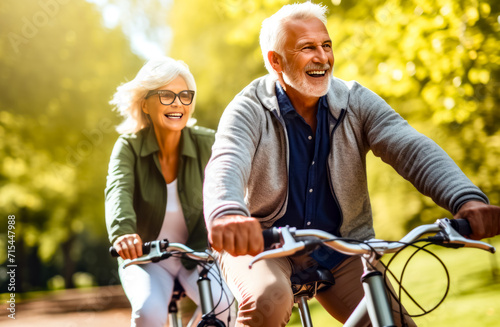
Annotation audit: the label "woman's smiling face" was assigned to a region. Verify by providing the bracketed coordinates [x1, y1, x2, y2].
[142, 75, 192, 132]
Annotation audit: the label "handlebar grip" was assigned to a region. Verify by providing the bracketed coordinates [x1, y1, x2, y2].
[263, 228, 281, 250]
[109, 246, 119, 257]
[109, 241, 155, 257]
[449, 218, 472, 237]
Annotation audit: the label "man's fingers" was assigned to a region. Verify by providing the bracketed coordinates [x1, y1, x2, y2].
[463, 214, 484, 240]
[208, 215, 262, 256]
[210, 233, 223, 252]
[234, 229, 249, 256]
[209, 221, 225, 252]
[248, 228, 264, 256]
[455, 201, 500, 240]
[222, 229, 236, 255]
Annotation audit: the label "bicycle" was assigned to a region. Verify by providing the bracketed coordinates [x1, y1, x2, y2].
[110, 240, 232, 327]
[250, 218, 496, 327]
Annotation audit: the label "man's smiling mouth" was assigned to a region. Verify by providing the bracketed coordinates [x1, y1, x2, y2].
[306, 70, 327, 77]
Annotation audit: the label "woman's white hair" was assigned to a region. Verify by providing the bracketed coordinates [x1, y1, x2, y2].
[259, 1, 328, 77]
[110, 56, 197, 134]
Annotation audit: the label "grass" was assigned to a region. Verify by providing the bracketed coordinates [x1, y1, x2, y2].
[287, 237, 500, 326]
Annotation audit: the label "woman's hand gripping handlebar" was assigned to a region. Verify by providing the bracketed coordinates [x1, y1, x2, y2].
[249, 218, 495, 268]
[109, 239, 214, 269]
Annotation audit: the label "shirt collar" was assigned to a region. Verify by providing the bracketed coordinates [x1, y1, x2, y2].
[275, 82, 329, 117]
[179, 127, 197, 159]
[140, 125, 197, 159]
[276, 82, 296, 117]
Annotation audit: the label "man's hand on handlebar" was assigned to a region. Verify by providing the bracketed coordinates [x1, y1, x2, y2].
[113, 233, 143, 259]
[208, 215, 263, 256]
[454, 201, 500, 240]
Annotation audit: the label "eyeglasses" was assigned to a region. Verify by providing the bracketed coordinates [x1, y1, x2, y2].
[145, 89, 195, 105]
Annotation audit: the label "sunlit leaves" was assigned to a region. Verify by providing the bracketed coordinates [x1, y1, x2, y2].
[1, 0, 143, 283]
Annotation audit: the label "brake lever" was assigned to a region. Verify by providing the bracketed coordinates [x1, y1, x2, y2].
[122, 239, 168, 268]
[436, 218, 496, 253]
[249, 227, 305, 268]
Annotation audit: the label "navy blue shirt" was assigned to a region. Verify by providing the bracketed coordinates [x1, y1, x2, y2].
[273, 83, 347, 270]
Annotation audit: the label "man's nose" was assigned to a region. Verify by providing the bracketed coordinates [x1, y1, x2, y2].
[314, 46, 329, 63]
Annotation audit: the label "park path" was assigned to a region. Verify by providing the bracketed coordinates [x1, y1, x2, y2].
[0, 285, 132, 326]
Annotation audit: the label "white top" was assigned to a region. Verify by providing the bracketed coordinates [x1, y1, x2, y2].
[157, 179, 189, 244]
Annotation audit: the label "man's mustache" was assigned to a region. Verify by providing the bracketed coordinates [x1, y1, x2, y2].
[304, 63, 331, 71]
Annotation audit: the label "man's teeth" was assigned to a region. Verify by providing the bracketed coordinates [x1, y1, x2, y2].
[307, 70, 326, 76]
[165, 113, 183, 118]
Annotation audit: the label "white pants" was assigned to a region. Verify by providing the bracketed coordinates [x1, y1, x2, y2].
[119, 255, 234, 327]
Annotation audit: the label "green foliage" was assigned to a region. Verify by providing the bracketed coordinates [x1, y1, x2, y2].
[0, 0, 142, 290]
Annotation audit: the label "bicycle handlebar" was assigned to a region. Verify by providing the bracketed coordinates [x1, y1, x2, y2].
[109, 239, 214, 269]
[251, 218, 495, 268]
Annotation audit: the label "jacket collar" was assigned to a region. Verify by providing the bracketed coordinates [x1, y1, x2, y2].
[140, 125, 197, 159]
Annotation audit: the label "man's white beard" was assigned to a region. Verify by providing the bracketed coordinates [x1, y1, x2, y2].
[282, 62, 331, 97]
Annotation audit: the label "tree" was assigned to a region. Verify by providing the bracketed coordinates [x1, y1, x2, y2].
[0, 0, 143, 290]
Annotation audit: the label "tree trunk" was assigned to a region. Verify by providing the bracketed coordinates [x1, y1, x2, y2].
[62, 237, 75, 289]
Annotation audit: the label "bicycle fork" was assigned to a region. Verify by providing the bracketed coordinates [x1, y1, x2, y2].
[345, 255, 396, 327]
[196, 267, 226, 327]
[197, 267, 216, 317]
[361, 270, 395, 327]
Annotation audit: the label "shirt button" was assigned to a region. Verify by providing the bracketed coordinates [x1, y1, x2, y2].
[309, 188, 313, 193]
[311, 161, 315, 165]
[306, 222, 311, 226]
[308, 135, 312, 140]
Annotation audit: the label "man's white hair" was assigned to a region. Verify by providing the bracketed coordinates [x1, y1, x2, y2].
[110, 56, 197, 134]
[259, 1, 328, 77]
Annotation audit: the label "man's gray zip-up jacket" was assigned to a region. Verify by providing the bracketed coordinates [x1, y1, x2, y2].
[203, 75, 488, 241]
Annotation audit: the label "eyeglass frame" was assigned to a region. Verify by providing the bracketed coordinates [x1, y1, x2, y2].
[144, 89, 195, 106]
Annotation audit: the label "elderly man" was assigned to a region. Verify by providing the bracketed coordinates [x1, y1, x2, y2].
[204, 2, 500, 326]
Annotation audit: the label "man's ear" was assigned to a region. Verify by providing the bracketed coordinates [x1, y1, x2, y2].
[268, 51, 283, 74]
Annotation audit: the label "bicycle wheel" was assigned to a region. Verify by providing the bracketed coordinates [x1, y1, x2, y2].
[196, 317, 226, 327]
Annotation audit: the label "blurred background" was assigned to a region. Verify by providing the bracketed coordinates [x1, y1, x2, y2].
[1, 0, 499, 325]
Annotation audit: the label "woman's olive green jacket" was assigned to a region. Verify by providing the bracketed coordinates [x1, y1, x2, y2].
[105, 125, 215, 262]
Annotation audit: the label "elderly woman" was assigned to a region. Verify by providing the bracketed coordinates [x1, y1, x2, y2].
[105, 56, 233, 327]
